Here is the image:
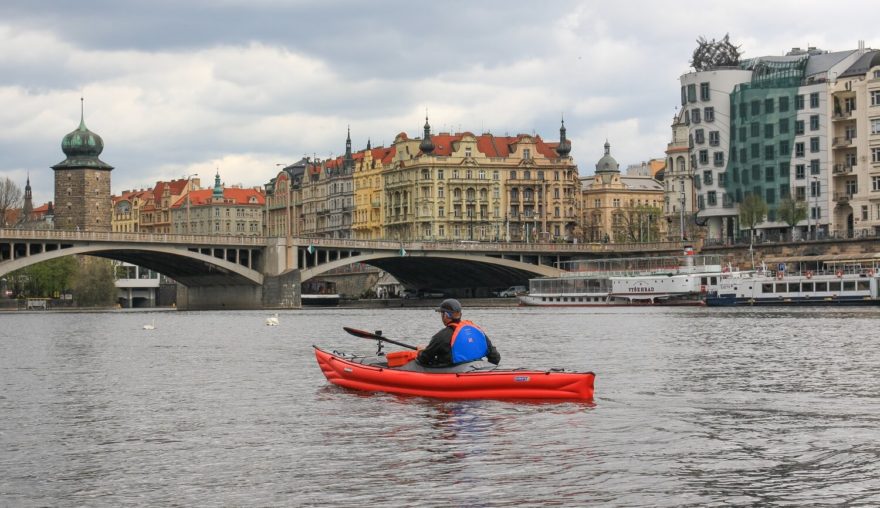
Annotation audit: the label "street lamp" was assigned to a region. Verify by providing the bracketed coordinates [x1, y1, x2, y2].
[679, 177, 686, 242]
[184, 173, 198, 235]
[276, 163, 293, 266]
[812, 175, 819, 240]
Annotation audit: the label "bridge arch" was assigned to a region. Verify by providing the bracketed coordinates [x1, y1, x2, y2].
[1, 244, 263, 286]
[299, 251, 561, 289]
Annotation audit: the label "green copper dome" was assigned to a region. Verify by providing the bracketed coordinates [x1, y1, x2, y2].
[61, 114, 105, 158]
[53, 100, 113, 171]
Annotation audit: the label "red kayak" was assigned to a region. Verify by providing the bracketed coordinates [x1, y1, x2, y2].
[314, 347, 595, 401]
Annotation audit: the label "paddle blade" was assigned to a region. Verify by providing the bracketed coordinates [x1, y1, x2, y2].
[342, 327, 417, 350]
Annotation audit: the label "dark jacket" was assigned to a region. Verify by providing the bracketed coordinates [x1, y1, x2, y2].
[417, 320, 501, 367]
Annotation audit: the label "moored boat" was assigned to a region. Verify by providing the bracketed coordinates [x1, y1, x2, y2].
[313, 347, 595, 401]
[706, 263, 880, 306]
[519, 250, 723, 307]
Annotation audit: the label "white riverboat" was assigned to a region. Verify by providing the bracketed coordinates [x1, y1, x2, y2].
[705, 261, 880, 306]
[519, 251, 725, 307]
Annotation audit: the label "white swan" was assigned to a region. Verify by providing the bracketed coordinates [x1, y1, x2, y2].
[143, 318, 155, 330]
[266, 313, 279, 326]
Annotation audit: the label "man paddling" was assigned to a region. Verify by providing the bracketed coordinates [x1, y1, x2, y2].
[417, 298, 501, 367]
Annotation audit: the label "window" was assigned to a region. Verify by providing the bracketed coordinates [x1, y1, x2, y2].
[779, 118, 789, 134]
[871, 118, 880, 134]
[438, 206, 445, 217]
[704, 107, 715, 122]
[752, 165, 761, 181]
[765, 165, 775, 182]
[687, 84, 696, 102]
[707, 191, 717, 206]
[714, 152, 724, 166]
[810, 115, 820, 131]
[438, 187, 444, 198]
[751, 143, 760, 159]
[740, 126, 747, 141]
[700, 82, 710, 101]
[795, 94, 805, 110]
[845, 97, 856, 112]
[873, 147, 880, 163]
[810, 159, 820, 174]
[765, 188, 775, 204]
[863, 205, 869, 221]
[795, 120, 805, 135]
[437, 169, 444, 180]
[779, 140, 790, 155]
[709, 131, 720, 146]
[703, 170, 713, 185]
[810, 179, 821, 197]
[764, 124, 774, 138]
[751, 100, 761, 115]
[810, 93, 820, 108]
[779, 162, 790, 177]
[872, 176, 880, 191]
[872, 91, 880, 107]
[681, 86, 687, 105]
[739, 102, 747, 119]
[465, 147, 472, 157]
[718, 172, 727, 186]
[452, 169, 459, 179]
[796, 186, 806, 200]
[751, 122, 760, 138]
[795, 142, 805, 157]
[699, 150, 709, 165]
[810, 137, 820, 153]
[695, 129, 705, 144]
[692, 108, 701, 123]
[765, 98, 775, 114]
[523, 149, 531, 160]
[779, 96, 790, 112]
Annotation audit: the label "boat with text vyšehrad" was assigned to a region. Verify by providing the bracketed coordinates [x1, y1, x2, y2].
[313, 347, 595, 401]
[705, 260, 880, 306]
[518, 249, 724, 307]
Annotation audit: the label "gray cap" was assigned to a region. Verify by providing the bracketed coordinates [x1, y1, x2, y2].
[435, 298, 462, 313]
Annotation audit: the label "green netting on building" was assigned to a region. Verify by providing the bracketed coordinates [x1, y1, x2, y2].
[725, 57, 808, 222]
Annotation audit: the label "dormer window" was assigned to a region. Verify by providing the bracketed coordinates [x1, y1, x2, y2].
[465, 147, 472, 157]
[523, 149, 531, 160]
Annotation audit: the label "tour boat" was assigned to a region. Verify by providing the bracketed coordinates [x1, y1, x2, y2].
[518, 250, 724, 307]
[313, 347, 595, 401]
[705, 263, 880, 306]
[301, 279, 340, 306]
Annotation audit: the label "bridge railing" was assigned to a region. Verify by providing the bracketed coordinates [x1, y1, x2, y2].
[0, 228, 267, 246]
[301, 236, 690, 253]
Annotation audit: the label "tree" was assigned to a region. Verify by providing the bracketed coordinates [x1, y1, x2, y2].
[71, 258, 117, 307]
[777, 197, 808, 241]
[10, 257, 78, 297]
[614, 204, 663, 243]
[0, 176, 23, 227]
[739, 193, 768, 242]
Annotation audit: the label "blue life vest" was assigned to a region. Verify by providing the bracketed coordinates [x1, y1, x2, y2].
[449, 320, 489, 364]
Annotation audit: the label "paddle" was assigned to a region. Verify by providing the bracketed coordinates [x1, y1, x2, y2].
[343, 327, 418, 350]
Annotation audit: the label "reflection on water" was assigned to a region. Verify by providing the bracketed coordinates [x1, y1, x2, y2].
[1, 307, 880, 506]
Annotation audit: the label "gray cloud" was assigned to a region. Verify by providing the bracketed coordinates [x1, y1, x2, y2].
[0, 0, 877, 204]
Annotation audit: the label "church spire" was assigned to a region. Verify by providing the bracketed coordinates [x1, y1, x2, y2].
[419, 113, 435, 154]
[555, 116, 571, 157]
[212, 169, 223, 200]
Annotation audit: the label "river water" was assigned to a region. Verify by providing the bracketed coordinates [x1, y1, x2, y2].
[1, 306, 879, 507]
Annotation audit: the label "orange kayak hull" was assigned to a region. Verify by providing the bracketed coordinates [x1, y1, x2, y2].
[314, 347, 595, 401]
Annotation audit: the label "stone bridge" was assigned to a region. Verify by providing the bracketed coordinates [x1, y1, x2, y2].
[0, 229, 690, 309]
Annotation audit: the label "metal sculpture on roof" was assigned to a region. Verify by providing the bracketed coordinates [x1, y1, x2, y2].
[691, 34, 742, 71]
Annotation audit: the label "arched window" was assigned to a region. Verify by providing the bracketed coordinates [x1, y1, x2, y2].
[453, 188, 462, 200]
[524, 170, 531, 180]
[511, 189, 519, 200]
[479, 188, 488, 201]
[466, 188, 476, 201]
[524, 188, 533, 201]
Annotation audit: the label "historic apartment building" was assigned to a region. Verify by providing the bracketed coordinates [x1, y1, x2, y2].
[664, 107, 696, 241]
[52, 102, 114, 231]
[580, 141, 666, 243]
[170, 172, 264, 236]
[352, 141, 394, 240]
[680, 39, 876, 241]
[379, 117, 580, 242]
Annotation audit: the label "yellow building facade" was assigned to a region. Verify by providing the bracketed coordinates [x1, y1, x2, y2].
[580, 141, 667, 243]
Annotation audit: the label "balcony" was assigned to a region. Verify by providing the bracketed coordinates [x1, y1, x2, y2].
[833, 192, 853, 204]
[832, 109, 855, 121]
[832, 164, 854, 175]
[832, 136, 855, 148]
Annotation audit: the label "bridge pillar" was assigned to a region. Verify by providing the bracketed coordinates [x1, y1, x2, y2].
[176, 283, 265, 310]
[262, 269, 301, 309]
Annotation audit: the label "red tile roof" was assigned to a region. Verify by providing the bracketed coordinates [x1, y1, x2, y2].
[171, 188, 265, 208]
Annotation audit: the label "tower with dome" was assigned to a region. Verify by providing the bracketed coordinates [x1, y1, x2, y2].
[51, 99, 114, 231]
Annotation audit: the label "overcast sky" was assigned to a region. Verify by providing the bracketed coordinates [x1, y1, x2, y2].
[1, 0, 877, 205]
